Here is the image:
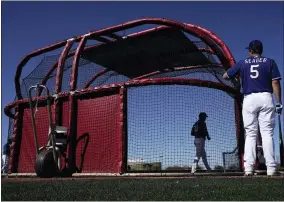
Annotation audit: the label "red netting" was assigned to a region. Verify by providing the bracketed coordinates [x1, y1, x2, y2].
[76, 93, 121, 173]
[5, 19, 243, 175]
[18, 106, 55, 172]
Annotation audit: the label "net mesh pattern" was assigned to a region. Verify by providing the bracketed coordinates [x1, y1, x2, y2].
[127, 85, 238, 171]
[148, 67, 233, 87]
[222, 147, 240, 171]
[6, 27, 241, 174]
[76, 93, 121, 173]
[18, 106, 56, 172]
[17, 37, 235, 99]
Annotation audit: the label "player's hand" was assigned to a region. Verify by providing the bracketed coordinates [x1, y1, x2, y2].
[207, 136, 211, 140]
[231, 77, 241, 89]
[276, 103, 283, 115]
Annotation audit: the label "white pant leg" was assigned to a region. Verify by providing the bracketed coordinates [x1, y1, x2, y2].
[194, 138, 204, 161]
[191, 138, 204, 172]
[2, 154, 6, 172]
[258, 93, 277, 174]
[201, 148, 211, 170]
[195, 138, 211, 170]
[242, 94, 259, 172]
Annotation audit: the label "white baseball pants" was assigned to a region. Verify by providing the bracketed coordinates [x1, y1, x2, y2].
[2, 154, 6, 172]
[242, 92, 277, 175]
[192, 138, 211, 171]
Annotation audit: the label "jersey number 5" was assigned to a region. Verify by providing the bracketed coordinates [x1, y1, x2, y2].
[250, 64, 259, 78]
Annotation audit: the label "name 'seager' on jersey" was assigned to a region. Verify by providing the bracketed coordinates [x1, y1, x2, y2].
[227, 56, 281, 95]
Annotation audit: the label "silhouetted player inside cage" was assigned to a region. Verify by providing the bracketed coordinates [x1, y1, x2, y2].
[191, 112, 212, 173]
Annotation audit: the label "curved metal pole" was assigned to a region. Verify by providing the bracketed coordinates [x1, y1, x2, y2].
[38, 25, 216, 92]
[65, 19, 237, 175]
[15, 18, 236, 100]
[55, 39, 75, 94]
[5, 76, 239, 119]
[70, 19, 235, 92]
[84, 69, 109, 89]
[15, 41, 70, 100]
[132, 64, 223, 80]
[70, 36, 88, 91]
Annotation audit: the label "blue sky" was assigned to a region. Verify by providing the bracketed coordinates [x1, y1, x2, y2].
[2, 2, 283, 168]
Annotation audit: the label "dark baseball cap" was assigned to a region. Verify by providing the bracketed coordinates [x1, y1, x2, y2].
[246, 40, 263, 53]
[199, 112, 208, 117]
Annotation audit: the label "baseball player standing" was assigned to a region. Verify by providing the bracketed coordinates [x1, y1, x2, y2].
[223, 40, 282, 176]
[191, 112, 212, 173]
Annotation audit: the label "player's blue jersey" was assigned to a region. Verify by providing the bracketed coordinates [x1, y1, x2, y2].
[227, 56, 282, 95]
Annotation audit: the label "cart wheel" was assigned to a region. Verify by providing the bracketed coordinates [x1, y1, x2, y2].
[35, 149, 57, 178]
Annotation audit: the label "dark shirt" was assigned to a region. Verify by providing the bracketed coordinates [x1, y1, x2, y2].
[191, 121, 209, 139]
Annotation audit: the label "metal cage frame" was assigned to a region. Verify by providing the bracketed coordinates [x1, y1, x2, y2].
[4, 18, 244, 175]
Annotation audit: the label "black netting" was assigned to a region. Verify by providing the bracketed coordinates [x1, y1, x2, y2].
[89, 71, 129, 88]
[127, 85, 238, 172]
[76, 61, 105, 89]
[24, 55, 60, 79]
[6, 25, 242, 174]
[222, 147, 240, 171]
[18, 28, 234, 99]
[19, 53, 130, 98]
[20, 55, 60, 98]
[148, 66, 234, 88]
[81, 28, 216, 78]
[192, 41, 219, 64]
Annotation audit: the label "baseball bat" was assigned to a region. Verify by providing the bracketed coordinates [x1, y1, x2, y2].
[278, 114, 284, 167]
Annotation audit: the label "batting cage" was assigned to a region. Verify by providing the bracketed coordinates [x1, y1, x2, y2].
[4, 18, 244, 176]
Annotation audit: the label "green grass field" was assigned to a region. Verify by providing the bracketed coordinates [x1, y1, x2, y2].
[2, 177, 284, 201]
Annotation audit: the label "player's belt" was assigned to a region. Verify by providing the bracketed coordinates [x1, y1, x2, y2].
[244, 91, 272, 96]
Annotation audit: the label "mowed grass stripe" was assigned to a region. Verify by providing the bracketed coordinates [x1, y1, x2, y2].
[2, 178, 284, 201]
